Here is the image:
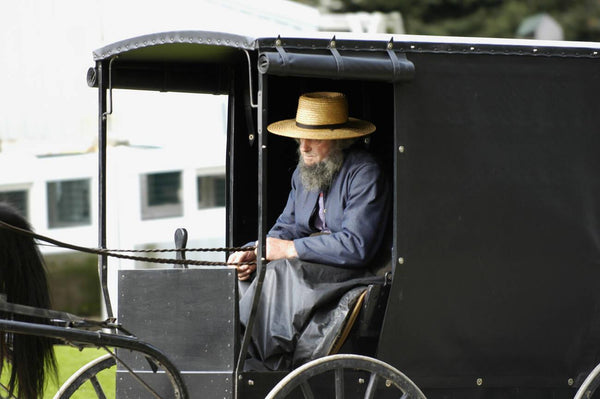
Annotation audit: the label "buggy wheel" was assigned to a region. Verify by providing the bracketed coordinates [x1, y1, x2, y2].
[265, 354, 426, 399]
[53, 354, 116, 399]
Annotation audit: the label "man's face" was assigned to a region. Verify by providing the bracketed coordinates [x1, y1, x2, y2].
[298, 139, 334, 166]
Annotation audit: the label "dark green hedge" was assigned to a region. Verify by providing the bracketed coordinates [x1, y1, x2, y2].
[44, 253, 101, 317]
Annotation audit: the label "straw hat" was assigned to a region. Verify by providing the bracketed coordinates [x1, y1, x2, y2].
[267, 92, 376, 140]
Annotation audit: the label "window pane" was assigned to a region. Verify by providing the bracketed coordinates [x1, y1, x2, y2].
[147, 171, 181, 206]
[47, 179, 91, 228]
[0, 190, 28, 219]
[214, 177, 226, 207]
[197, 175, 205, 205]
[141, 171, 183, 220]
[197, 175, 226, 209]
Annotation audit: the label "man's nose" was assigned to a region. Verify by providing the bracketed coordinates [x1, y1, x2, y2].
[299, 139, 311, 152]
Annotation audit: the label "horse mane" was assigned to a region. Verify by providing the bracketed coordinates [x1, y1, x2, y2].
[0, 202, 57, 399]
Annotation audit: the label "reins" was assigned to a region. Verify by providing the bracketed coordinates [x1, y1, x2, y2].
[0, 219, 256, 266]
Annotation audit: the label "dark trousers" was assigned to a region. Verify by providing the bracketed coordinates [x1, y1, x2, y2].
[239, 258, 380, 371]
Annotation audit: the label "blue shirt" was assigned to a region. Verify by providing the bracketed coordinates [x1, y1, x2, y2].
[268, 150, 390, 268]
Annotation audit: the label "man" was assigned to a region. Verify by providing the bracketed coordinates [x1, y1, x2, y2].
[229, 92, 390, 370]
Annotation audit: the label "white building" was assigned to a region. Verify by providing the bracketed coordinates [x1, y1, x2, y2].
[0, 0, 318, 260]
[0, 0, 405, 263]
[0, 130, 228, 265]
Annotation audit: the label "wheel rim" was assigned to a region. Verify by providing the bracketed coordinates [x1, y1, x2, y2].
[54, 354, 116, 399]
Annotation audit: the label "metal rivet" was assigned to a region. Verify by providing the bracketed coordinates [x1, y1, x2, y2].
[533, 48, 538, 53]
[568, 378, 574, 386]
[248, 380, 254, 386]
[476, 378, 483, 386]
[398, 145, 405, 153]
[385, 380, 392, 387]
[470, 46, 475, 51]
[248, 134, 255, 141]
[358, 378, 365, 384]
[330, 40, 336, 48]
[275, 39, 281, 46]
[398, 257, 404, 265]
[387, 42, 393, 50]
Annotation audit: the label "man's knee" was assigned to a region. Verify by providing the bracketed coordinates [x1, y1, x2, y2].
[238, 279, 252, 297]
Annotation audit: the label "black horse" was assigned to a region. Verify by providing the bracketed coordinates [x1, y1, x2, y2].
[0, 202, 56, 399]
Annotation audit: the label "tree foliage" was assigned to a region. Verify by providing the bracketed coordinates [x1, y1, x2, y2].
[324, 0, 600, 41]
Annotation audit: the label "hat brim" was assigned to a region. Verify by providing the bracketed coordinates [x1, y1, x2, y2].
[267, 117, 375, 140]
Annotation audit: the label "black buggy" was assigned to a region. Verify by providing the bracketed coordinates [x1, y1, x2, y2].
[3, 29, 600, 399]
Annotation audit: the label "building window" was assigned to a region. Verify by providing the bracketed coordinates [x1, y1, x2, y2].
[141, 171, 182, 220]
[197, 175, 226, 209]
[0, 189, 28, 219]
[47, 179, 91, 228]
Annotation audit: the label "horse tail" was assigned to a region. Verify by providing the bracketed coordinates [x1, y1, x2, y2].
[0, 202, 57, 399]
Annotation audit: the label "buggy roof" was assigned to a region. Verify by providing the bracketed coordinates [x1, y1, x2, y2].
[92, 29, 600, 63]
[90, 29, 600, 94]
[92, 30, 257, 63]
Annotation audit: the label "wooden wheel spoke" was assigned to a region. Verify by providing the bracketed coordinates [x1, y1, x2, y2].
[90, 376, 107, 399]
[334, 366, 345, 399]
[299, 381, 315, 399]
[364, 371, 379, 399]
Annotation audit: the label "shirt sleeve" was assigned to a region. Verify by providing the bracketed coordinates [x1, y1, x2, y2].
[293, 161, 390, 267]
[267, 172, 300, 241]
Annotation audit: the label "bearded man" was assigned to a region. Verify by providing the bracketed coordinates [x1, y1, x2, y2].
[229, 92, 390, 371]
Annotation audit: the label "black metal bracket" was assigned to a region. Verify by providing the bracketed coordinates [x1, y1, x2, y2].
[173, 228, 189, 269]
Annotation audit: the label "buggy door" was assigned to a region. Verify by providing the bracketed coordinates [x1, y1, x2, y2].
[378, 39, 600, 398]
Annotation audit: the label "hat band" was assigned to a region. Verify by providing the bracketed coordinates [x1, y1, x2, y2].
[295, 121, 347, 130]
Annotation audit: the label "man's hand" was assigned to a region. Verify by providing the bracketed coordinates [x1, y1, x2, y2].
[230, 238, 298, 280]
[228, 250, 257, 281]
[266, 237, 298, 260]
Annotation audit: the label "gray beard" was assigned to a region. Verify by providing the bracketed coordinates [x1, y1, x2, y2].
[298, 148, 344, 192]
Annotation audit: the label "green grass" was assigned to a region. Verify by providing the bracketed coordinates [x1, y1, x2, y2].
[2, 345, 115, 398]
